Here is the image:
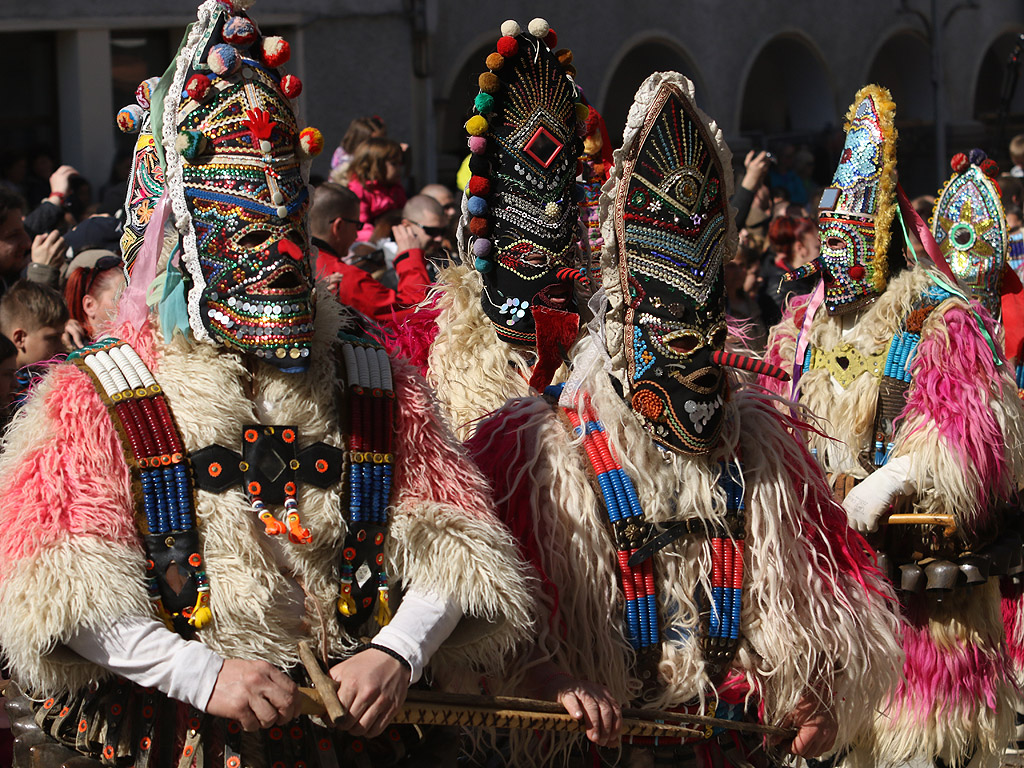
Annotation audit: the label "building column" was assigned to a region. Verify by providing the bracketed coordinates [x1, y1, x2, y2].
[57, 28, 113, 191]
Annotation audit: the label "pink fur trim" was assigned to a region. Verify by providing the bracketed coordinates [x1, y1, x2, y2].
[903, 304, 1008, 519]
[1002, 580, 1024, 672]
[0, 365, 136, 575]
[760, 295, 810, 398]
[382, 304, 441, 378]
[390, 355, 494, 520]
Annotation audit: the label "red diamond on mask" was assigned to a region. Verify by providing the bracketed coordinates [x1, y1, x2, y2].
[523, 126, 563, 168]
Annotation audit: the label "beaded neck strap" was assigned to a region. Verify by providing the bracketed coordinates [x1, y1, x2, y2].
[68, 338, 210, 636]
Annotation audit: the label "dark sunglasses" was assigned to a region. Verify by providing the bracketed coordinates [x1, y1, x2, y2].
[410, 221, 446, 237]
[83, 255, 122, 294]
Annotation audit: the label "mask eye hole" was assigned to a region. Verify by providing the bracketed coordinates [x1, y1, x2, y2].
[522, 251, 548, 267]
[667, 332, 701, 355]
[825, 236, 846, 251]
[285, 229, 305, 246]
[950, 223, 974, 248]
[238, 230, 273, 248]
[709, 325, 727, 348]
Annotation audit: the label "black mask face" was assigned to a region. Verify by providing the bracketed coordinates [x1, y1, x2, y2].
[613, 82, 731, 455]
[461, 26, 584, 347]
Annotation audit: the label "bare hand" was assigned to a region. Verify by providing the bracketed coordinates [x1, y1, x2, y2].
[742, 151, 771, 192]
[31, 231, 67, 268]
[323, 272, 343, 294]
[206, 658, 301, 732]
[49, 165, 78, 197]
[528, 664, 621, 748]
[393, 223, 428, 254]
[63, 319, 88, 350]
[772, 695, 837, 758]
[329, 648, 410, 738]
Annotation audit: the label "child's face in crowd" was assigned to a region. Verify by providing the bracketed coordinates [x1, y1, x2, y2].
[18, 325, 64, 366]
[1008, 212, 1022, 232]
[0, 354, 16, 407]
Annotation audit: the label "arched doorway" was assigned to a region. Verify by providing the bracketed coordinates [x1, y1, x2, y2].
[436, 41, 492, 190]
[739, 35, 835, 136]
[600, 38, 703, 147]
[974, 30, 1024, 122]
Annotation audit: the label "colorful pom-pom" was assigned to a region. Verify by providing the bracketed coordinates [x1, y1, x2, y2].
[280, 74, 302, 99]
[500, 20, 521, 37]
[208, 44, 241, 76]
[116, 104, 144, 134]
[556, 49, 573, 66]
[468, 176, 491, 196]
[185, 74, 211, 101]
[528, 18, 550, 38]
[485, 52, 504, 70]
[299, 127, 324, 157]
[262, 36, 291, 68]
[175, 130, 207, 161]
[467, 196, 489, 216]
[951, 153, 969, 174]
[497, 36, 519, 58]
[544, 30, 558, 48]
[468, 136, 487, 154]
[135, 77, 160, 109]
[474, 92, 495, 114]
[469, 156, 490, 176]
[565, 64, 577, 77]
[575, 102, 590, 122]
[222, 16, 257, 47]
[465, 115, 489, 136]
[469, 217, 491, 237]
[475, 257, 493, 273]
[479, 72, 500, 94]
[968, 148, 987, 166]
[981, 158, 1000, 178]
[473, 238, 492, 258]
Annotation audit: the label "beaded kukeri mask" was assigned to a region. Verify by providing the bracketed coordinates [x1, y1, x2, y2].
[119, 0, 324, 372]
[930, 149, 1008, 318]
[607, 73, 735, 456]
[461, 17, 586, 346]
[790, 85, 899, 316]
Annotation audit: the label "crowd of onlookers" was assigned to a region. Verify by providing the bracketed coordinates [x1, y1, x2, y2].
[1, 119, 1024, 436]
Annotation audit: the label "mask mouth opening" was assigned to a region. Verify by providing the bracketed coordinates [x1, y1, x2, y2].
[535, 282, 575, 311]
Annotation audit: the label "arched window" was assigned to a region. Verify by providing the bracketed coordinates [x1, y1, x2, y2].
[739, 35, 835, 135]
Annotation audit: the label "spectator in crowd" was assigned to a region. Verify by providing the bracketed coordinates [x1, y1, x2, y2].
[762, 215, 820, 314]
[725, 243, 775, 350]
[1000, 173, 1023, 209]
[732, 150, 771, 229]
[0, 187, 68, 294]
[0, 332, 17, 416]
[1007, 203, 1024, 278]
[62, 250, 124, 345]
[400, 194, 447, 265]
[22, 164, 81, 239]
[309, 182, 430, 324]
[329, 115, 387, 184]
[419, 183, 457, 224]
[1010, 133, 1024, 178]
[25, 145, 57, 207]
[347, 137, 407, 242]
[768, 143, 809, 205]
[0, 280, 68, 369]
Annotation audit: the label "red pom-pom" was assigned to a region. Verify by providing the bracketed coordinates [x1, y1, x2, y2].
[544, 29, 557, 48]
[848, 264, 865, 279]
[951, 152, 969, 174]
[280, 74, 302, 99]
[469, 217, 491, 237]
[262, 36, 291, 68]
[186, 74, 212, 101]
[467, 176, 491, 196]
[981, 158, 1000, 178]
[496, 36, 519, 58]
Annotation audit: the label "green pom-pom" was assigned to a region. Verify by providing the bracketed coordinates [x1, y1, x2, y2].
[175, 130, 207, 162]
[474, 92, 495, 114]
[475, 257, 493, 273]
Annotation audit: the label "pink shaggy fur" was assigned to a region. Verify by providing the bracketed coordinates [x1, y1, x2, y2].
[903, 304, 1009, 519]
[383, 305, 441, 378]
[1002, 581, 1024, 672]
[391, 356, 494, 521]
[895, 596, 1010, 717]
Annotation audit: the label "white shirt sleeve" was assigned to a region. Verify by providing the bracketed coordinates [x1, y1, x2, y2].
[370, 587, 464, 683]
[66, 616, 223, 711]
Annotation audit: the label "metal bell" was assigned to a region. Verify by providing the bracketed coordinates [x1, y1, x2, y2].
[875, 551, 893, 582]
[924, 560, 959, 592]
[958, 554, 990, 585]
[900, 563, 925, 593]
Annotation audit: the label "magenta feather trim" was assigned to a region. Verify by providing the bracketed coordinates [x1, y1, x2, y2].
[903, 304, 1008, 518]
[381, 304, 441, 378]
[1002, 580, 1024, 672]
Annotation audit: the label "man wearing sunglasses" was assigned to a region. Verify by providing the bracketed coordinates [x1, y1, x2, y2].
[309, 183, 431, 325]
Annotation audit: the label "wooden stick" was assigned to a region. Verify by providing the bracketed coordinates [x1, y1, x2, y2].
[297, 641, 346, 725]
[885, 513, 956, 537]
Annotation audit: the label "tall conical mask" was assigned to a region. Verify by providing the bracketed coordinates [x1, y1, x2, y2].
[460, 18, 586, 347]
[799, 85, 899, 315]
[123, 0, 325, 372]
[930, 149, 1008, 318]
[604, 72, 736, 455]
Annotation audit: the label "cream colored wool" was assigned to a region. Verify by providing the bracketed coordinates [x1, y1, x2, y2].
[0, 295, 535, 696]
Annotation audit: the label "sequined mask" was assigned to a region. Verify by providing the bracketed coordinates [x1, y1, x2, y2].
[462, 26, 584, 347]
[931, 150, 1008, 318]
[167, 2, 318, 371]
[615, 81, 731, 455]
[795, 86, 898, 316]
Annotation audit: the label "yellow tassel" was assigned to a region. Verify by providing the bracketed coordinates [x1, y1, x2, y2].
[337, 586, 357, 617]
[188, 591, 213, 629]
[373, 587, 392, 627]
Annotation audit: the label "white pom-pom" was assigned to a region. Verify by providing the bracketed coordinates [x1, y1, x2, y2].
[500, 20, 521, 37]
[232, 0, 256, 9]
[528, 18, 550, 38]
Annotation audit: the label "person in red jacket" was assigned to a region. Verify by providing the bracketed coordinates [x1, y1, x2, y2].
[309, 183, 431, 324]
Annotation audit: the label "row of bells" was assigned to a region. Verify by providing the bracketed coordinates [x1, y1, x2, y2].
[877, 532, 1024, 593]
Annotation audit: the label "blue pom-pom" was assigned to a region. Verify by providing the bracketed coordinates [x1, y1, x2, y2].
[475, 256, 493, 273]
[968, 148, 987, 166]
[208, 44, 241, 76]
[467, 196, 489, 216]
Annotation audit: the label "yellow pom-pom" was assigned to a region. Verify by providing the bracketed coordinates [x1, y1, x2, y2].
[466, 115, 489, 136]
[299, 127, 324, 158]
[575, 103, 589, 122]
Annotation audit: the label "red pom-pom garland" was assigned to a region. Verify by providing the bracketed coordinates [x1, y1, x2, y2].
[186, 74, 212, 101]
[262, 36, 291, 68]
[467, 176, 491, 196]
[496, 36, 519, 58]
[981, 158, 999, 178]
[950, 153, 969, 174]
[544, 30, 558, 48]
[280, 74, 302, 99]
[469, 217, 491, 237]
